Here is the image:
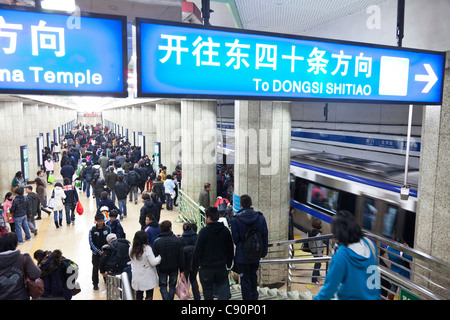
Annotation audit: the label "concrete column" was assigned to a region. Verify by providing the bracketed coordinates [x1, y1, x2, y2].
[180, 99, 217, 205]
[234, 100, 291, 286]
[141, 104, 156, 158]
[0, 101, 26, 196]
[415, 68, 450, 298]
[23, 104, 40, 179]
[155, 101, 181, 173]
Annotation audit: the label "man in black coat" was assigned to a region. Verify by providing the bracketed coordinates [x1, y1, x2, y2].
[152, 220, 184, 300]
[192, 206, 234, 300]
[60, 160, 75, 184]
[138, 193, 157, 229]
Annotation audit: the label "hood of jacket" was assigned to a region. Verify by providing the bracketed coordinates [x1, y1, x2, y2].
[144, 199, 156, 210]
[0, 249, 21, 268]
[338, 238, 374, 270]
[235, 207, 261, 226]
[39, 250, 63, 278]
[205, 221, 227, 235]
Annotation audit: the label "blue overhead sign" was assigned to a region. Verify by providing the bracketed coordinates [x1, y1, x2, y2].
[137, 19, 445, 105]
[0, 5, 127, 97]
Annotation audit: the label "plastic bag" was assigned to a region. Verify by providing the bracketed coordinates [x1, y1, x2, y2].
[175, 273, 190, 300]
[76, 201, 84, 215]
[47, 174, 55, 183]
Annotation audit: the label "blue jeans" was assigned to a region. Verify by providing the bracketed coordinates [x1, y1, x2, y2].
[14, 215, 31, 243]
[129, 186, 138, 202]
[237, 262, 259, 300]
[118, 199, 127, 218]
[53, 210, 63, 222]
[64, 203, 76, 224]
[165, 193, 173, 211]
[158, 270, 178, 300]
[84, 180, 92, 198]
[199, 266, 231, 300]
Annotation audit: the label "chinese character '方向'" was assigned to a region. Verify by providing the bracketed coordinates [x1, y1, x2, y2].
[31, 20, 65, 57]
[0, 16, 23, 55]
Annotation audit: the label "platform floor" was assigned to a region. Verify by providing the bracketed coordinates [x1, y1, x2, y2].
[17, 163, 184, 300]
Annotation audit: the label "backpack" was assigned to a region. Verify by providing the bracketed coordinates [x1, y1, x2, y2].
[128, 170, 138, 186]
[242, 217, 264, 260]
[183, 244, 195, 273]
[104, 240, 130, 274]
[301, 231, 311, 252]
[85, 167, 93, 181]
[218, 199, 228, 213]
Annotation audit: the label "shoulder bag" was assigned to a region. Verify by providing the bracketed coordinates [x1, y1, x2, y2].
[23, 255, 44, 299]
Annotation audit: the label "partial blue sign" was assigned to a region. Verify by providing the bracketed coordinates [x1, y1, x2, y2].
[137, 19, 445, 105]
[0, 6, 127, 96]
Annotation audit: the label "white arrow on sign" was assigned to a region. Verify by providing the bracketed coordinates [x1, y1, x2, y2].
[415, 64, 438, 94]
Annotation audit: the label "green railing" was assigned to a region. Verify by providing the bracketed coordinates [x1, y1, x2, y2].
[177, 189, 206, 229]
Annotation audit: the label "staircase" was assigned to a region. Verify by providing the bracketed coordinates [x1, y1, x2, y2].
[191, 284, 313, 300]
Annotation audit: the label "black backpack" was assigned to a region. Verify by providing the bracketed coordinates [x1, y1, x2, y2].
[104, 240, 130, 274]
[301, 231, 311, 252]
[218, 199, 227, 213]
[128, 171, 138, 186]
[242, 218, 264, 260]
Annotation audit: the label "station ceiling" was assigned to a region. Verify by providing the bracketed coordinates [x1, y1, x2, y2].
[1, 0, 392, 32]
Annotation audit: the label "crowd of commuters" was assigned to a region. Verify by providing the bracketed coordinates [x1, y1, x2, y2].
[0, 122, 412, 301]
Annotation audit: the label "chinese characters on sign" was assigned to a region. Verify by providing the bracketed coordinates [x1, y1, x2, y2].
[158, 33, 373, 78]
[138, 20, 444, 104]
[0, 7, 126, 96]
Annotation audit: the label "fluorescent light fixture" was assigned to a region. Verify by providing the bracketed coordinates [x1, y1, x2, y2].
[41, 0, 76, 12]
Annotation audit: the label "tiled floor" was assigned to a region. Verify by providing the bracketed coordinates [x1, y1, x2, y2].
[18, 163, 184, 300]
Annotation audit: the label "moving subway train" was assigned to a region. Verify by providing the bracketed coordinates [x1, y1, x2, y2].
[217, 144, 418, 248]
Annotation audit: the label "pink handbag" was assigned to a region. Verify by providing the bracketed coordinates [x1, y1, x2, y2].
[175, 273, 190, 300]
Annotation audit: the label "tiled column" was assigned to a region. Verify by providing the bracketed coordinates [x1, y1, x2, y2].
[180, 99, 217, 205]
[0, 101, 26, 195]
[234, 100, 291, 285]
[416, 68, 450, 298]
[155, 101, 181, 173]
[141, 104, 156, 159]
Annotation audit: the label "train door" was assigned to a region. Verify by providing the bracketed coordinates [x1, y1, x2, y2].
[356, 195, 414, 246]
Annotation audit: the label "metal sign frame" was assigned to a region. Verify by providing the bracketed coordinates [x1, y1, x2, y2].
[0, 4, 128, 97]
[136, 18, 445, 105]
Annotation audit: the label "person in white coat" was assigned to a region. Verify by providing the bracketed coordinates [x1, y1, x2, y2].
[129, 230, 161, 300]
[50, 183, 66, 228]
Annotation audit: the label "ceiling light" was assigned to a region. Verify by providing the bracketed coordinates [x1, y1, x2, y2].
[41, 0, 76, 12]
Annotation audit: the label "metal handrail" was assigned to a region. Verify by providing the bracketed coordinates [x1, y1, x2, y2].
[177, 189, 206, 229]
[120, 272, 134, 300]
[258, 232, 450, 300]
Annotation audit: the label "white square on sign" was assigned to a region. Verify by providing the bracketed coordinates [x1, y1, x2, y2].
[379, 56, 410, 96]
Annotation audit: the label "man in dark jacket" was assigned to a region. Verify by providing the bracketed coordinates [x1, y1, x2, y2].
[62, 178, 79, 226]
[25, 186, 40, 236]
[127, 167, 141, 204]
[230, 194, 268, 300]
[10, 187, 32, 243]
[81, 162, 95, 197]
[60, 160, 75, 184]
[99, 233, 131, 276]
[152, 220, 184, 300]
[89, 213, 111, 290]
[114, 175, 130, 218]
[192, 206, 234, 300]
[139, 193, 158, 229]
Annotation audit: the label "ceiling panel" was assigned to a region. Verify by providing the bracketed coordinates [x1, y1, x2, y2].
[235, 0, 391, 35]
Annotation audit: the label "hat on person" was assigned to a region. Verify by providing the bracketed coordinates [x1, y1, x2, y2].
[106, 233, 117, 242]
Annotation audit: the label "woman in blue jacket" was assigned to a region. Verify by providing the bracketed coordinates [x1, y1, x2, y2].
[314, 210, 381, 300]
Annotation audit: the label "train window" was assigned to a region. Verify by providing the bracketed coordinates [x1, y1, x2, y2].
[307, 184, 339, 214]
[382, 205, 398, 239]
[362, 197, 378, 232]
